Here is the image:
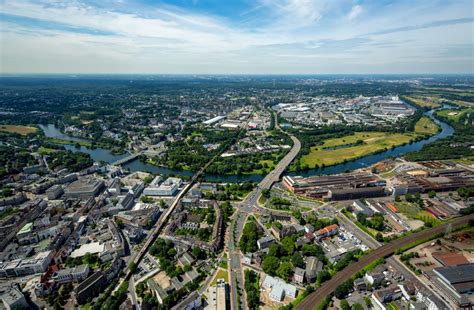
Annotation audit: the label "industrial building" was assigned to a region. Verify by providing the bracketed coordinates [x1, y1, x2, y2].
[203, 115, 226, 125]
[283, 173, 387, 200]
[432, 263, 474, 308]
[396, 168, 474, 194]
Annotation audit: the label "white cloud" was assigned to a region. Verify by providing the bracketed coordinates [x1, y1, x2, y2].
[0, 0, 472, 73]
[348, 5, 363, 21]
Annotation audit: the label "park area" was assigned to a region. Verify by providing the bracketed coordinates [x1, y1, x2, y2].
[414, 116, 439, 135]
[300, 117, 438, 169]
[300, 131, 416, 168]
[405, 96, 442, 108]
[210, 268, 229, 286]
[436, 108, 474, 123]
[0, 125, 37, 135]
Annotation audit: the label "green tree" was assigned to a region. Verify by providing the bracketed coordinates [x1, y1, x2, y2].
[281, 236, 295, 255]
[340, 299, 351, 310]
[375, 232, 384, 242]
[291, 252, 305, 268]
[317, 270, 331, 284]
[276, 261, 294, 281]
[262, 256, 280, 276]
[352, 303, 364, 310]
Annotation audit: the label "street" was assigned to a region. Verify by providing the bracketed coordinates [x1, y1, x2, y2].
[227, 128, 301, 310]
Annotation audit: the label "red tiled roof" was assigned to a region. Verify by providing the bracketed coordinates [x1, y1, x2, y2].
[318, 224, 338, 235]
[432, 252, 469, 266]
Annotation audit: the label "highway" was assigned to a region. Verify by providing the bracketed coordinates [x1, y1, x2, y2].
[296, 213, 474, 310]
[227, 115, 301, 310]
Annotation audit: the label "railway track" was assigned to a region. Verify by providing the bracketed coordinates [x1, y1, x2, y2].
[296, 214, 474, 310]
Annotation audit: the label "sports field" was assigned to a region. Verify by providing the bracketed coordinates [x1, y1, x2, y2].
[300, 131, 416, 168]
[0, 125, 37, 135]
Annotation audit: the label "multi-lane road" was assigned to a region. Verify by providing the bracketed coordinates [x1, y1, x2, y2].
[227, 134, 301, 310]
[296, 213, 474, 310]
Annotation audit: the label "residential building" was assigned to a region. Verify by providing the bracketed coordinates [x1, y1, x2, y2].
[294, 267, 305, 284]
[257, 235, 276, 250]
[262, 275, 297, 302]
[305, 256, 323, 283]
[52, 265, 90, 284]
[74, 271, 107, 305]
[0, 285, 28, 310]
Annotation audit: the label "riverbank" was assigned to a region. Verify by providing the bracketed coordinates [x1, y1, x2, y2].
[38, 106, 453, 183]
[289, 107, 454, 177]
[295, 115, 440, 171]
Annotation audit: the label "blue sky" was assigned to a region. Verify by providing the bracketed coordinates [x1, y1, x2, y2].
[0, 0, 473, 74]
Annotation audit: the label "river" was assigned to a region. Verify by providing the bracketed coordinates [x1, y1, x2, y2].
[38, 106, 454, 182]
[288, 106, 454, 177]
[38, 124, 264, 182]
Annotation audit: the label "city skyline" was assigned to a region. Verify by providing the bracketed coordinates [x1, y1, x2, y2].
[1, 0, 473, 74]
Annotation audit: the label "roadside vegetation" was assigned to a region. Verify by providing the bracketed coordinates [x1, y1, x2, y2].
[244, 270, 260, 310]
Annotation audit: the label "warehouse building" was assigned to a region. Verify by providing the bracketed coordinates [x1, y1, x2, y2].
[433, 263, 474, 308]
[283, 173, 387, 200]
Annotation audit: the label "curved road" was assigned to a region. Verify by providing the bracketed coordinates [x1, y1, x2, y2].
[228, 110, 301, 310]
[296, 213, 474, 310]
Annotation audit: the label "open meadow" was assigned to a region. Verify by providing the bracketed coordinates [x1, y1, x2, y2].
[0, 125, 37, 135]
[300, 131, 417, 168]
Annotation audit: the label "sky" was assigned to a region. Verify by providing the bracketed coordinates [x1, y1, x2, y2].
[0, 0, 473, 74]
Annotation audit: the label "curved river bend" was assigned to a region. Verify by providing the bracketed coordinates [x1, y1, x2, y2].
[39, 107, 453, 183]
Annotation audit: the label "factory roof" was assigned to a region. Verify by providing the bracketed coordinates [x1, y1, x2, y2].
[434, 263, 474, 284]
[432, 252, 469, 267]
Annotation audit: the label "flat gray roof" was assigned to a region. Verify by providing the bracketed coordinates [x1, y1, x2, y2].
[434, 263, 474, 284]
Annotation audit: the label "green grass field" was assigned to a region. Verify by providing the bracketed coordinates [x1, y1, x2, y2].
[300, 131, 417, 168]
[46, 138, 93, 148]
[247, 159, 275, 174]
[436, 108, 474, 123]
[210, 268, 229, 286]
[0, 125, 37, 135]
[405, 96, 442, 108]
[395, 202, 440, 226]
[38, 147, 58, 154]
[300, 116, 438, 169]
[414, 116, 439, 135]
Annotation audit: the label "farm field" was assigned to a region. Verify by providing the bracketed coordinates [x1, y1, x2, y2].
[300, 131, 417, 168]
[0, 125, 37, 135]
[414, 116, 439, 135]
